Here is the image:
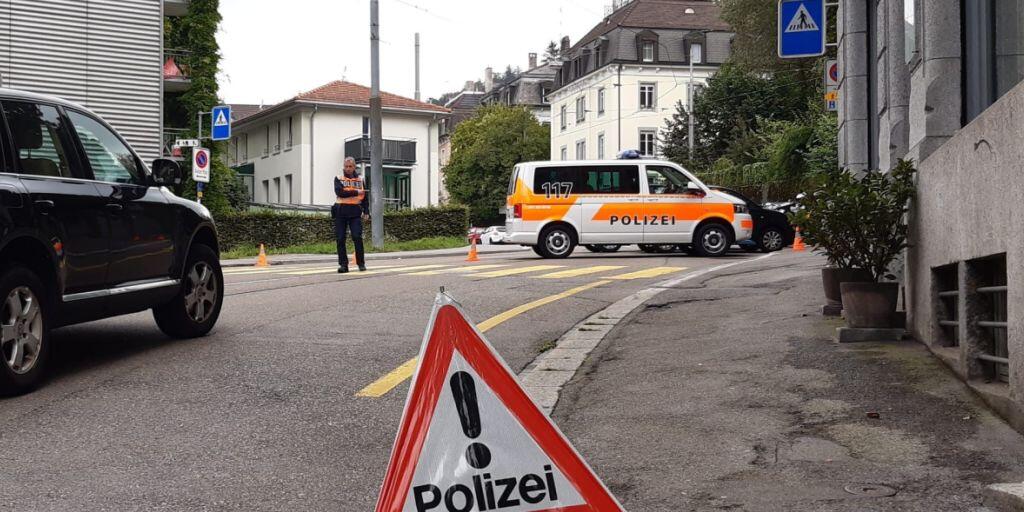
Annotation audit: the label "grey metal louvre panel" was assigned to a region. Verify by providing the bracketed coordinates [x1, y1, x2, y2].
[86, 0, 162, 162]
[0, 0, 163, 162]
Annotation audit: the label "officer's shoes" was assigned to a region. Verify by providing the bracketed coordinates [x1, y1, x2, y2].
[338, 267, 349, 274]
[358, 265, 367, 272]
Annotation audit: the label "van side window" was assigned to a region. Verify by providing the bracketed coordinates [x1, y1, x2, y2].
[646, 165, 688, 194]
[583, 166, 640, 194]
[2, 101, 74, 178]
[534, 165, 640, 197]
[507, 166, 520, 195]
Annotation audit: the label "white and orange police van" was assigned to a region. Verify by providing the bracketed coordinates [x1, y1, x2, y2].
[505, 158, 753, 258]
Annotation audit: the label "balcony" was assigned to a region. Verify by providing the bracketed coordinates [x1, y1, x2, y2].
[344, 136, 416, 167]
[164, 0, 189, 17]
[163, 50, 192, 93]
[161, 128, 189, 159]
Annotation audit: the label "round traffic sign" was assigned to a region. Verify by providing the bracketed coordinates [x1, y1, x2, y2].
[829, 62, 839, 83]
[195, 151, 209, 168]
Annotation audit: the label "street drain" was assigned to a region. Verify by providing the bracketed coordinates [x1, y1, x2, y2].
[843, 483, 898, 498]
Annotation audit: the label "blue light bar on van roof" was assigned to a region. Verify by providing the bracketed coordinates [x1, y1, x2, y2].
[617, 149, 642, 159]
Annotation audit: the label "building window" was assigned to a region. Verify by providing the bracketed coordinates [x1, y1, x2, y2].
[287, 117, 293, 148]
[264, 125, 270, 156]
[542, 86, 551, 104]
[689, 42, 703, 63]
[933, 263, 960, 348]
[560, 105, 567, 131]
[362, 116, 370, 136]
[597, 132, 605, 159]
[963, 1, 1024, 124]
[560, 146, 568, 160]
[967, 254, 1008, 383]
[594, 45, 603, 67]
[904, 0, 918, 63]
[576, 96, 586, 122]
[693, 83, 705, 98]
[231, 136, 238, 163]
[639, 83, 656, 110]
[272, 177, 281, 203]
[243, 133, 249, 160]
[642, 40, 656, 62]
[284, 174, 293, 204]
[575, 139, 587, 160]
[639, 129, 657, 156]
[275, 122, 281, 152]
[262, 179, 269, 201]
[597, 88, 606, 115]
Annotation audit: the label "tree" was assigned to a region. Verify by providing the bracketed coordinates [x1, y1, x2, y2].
[444, 105, 549, 224]
[165, 0, 247, 216]
[543, 41, 561, 64]
[661, 64, 811, 171]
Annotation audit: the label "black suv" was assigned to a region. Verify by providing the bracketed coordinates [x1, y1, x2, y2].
[710, 186, 795, 252]
[0, 89, 224, 394]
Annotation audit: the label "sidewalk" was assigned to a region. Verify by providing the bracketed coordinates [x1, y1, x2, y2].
[554, 251, 1024, 511]
[219, 243, 528, 268]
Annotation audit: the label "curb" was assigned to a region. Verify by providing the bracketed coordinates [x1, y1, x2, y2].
[985, 483, 1024, 512]
[219, 245, 529, 268]
[518, 252, 776, 415]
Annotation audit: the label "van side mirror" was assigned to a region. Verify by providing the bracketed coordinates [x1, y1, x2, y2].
[151, 159, 183, 187]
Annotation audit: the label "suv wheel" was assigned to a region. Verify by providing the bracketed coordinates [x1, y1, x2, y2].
[693, 223, 732, 257]
[758, 227, 786, 252]
[535, 225, 576, 259]
[0, 266, 51, 395]
[154, 244, 224, 338]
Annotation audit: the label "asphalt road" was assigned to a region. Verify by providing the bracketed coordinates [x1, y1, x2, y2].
[0, 246, 764, 511]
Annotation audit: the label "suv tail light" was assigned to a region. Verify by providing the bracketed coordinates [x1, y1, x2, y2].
[513, 203, 523, 219]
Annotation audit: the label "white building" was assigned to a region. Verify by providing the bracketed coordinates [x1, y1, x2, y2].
[547, 0, 733, 160]
[0, 0, 190, 162]
[228, 81, 449, 210]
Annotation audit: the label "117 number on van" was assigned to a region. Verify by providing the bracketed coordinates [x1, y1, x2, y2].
[540, 182, 573, 199]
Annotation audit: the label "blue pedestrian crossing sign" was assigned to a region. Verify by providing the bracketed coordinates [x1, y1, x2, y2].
[211, 105, 231, 141]
[778, 0, 826, 58]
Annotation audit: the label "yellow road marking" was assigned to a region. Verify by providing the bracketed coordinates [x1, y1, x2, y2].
[471, 265, 565, 278]
[534, 265, 626, 279]
[608, 266, 687, 280]
[355, 279, 610, 398]
[406, 264, 508, 276]
[281, 264, 406, 276]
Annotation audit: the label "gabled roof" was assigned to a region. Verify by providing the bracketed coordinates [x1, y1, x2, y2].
[572, 0, 730, 52]
[444, 90, 484, 110]
[229, 104, 266, 122]
[296, 80, 449, 113]
[234, 80, 448, 127]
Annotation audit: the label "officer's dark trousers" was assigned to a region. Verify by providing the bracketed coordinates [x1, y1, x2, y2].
[335, 215, 365, 267]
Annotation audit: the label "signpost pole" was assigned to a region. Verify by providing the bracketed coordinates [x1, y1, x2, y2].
[369, 0, 385, 249]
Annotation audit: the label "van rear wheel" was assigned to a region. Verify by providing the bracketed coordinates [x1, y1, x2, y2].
[536, 225, 576, 259]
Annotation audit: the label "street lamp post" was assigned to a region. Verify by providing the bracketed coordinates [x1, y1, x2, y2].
[369, 0, 384, 248]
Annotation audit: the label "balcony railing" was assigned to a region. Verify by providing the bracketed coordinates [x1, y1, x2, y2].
[344, 136, 416, 166]
[163, 49, 192, 92]
[161, 128, 189, 159]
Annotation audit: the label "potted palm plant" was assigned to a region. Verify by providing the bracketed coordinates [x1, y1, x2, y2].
[791, 160, 916, 326]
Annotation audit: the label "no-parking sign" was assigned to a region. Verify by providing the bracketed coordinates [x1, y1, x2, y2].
[193, 148, 211, 183]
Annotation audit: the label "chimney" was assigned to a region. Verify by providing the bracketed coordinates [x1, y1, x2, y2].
[464, 80, 476, 92]
[484, 67, 494, 92]
[528, 53, 538, 69]
[560, 36, 571, 56]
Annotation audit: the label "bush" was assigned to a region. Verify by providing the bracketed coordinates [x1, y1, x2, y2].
[216, 205, 469, 251]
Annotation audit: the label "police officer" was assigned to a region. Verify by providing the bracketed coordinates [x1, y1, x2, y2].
[333, 157, 369, 273]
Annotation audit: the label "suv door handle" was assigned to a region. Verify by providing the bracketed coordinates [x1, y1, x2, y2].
[106, 203, 124, 213]
[33, 199, 55, 212]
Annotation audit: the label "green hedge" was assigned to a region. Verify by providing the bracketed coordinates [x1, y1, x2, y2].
[216, 205, 469, 251]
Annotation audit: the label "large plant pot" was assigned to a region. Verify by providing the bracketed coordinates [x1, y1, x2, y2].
[822, 268, 874, 306]
[840, 282, 899, 328]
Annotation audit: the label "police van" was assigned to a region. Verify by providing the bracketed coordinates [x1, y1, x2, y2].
[505, 158, 753, 258]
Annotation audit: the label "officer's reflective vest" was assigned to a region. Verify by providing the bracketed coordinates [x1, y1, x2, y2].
[336, 175, 366, 205]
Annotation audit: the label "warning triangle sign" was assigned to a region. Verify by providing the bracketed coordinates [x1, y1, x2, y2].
[785, 3, 819, 33]
[375, 294, 624, 512]
[214, 110, 229, 126]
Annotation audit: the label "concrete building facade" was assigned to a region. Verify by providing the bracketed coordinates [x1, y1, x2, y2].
[837, 0, 1024, 429]
[0, 0, 188, 163]
[228, 80, 448, 210]
[547, 0, 733, 161]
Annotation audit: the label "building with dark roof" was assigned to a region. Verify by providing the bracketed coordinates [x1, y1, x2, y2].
[547, 0, 733, 161]
[227, 80, 449, 209]
[480, 53, 560, 125]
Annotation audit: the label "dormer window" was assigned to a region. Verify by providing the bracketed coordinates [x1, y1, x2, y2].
[684, 31, 707, 64]
[690, 43, 703, 63]
[642, 40, 656, 62]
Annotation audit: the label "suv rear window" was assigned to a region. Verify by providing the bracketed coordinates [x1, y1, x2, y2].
[533, 165, 639, 196]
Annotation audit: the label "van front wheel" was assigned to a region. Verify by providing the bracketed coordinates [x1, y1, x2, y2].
[693, 223, 732, 257]
[536, 225, 576, 259]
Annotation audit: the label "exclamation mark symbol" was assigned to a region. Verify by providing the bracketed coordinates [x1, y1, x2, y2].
[450, 371, 491, 469]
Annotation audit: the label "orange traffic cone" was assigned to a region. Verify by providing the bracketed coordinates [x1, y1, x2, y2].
[255, 243, 270, 267]
[792, 228, 806, 252]
[466, 235, 480, 262]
